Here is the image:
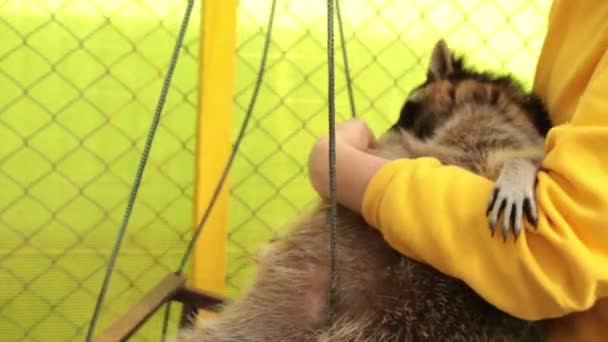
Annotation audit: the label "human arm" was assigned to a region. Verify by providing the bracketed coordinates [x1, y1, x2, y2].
[308, 119, 389, 213]
[308, 45, 608, 325]
[361, 51, 608, 320]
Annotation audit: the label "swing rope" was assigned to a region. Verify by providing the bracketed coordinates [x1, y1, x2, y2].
[173, 0, 354, 277]
[85, 0, 355, 339]
[336, 0, 356, 119]
[159, 0, 278, 338]
[85, 0, 196, 340]
[326, 0, 339, 324]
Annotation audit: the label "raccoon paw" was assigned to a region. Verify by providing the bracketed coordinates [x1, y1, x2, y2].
[486, 159, 539, 241]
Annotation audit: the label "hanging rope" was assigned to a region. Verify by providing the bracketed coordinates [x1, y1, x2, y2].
[326, 0, 339, 325]
[335, 0, 356, 118]
[84, 0, 196, 340]
[86, 0, 348, 339]
[177, 0, 277, 278]
[160, 0, 278, 338]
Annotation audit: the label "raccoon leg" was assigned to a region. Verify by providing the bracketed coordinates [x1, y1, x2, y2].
[175, 303, 317, 342]
[313, 313, 406, 342]
[174, 269, 326, 342]
[174, 245, 331, 341]
[486, 158, 540, 241]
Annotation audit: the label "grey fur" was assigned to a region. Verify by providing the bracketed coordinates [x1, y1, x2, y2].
[175, 40, 551, 342]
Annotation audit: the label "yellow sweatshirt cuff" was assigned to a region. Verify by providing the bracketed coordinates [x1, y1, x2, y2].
[362, 157, 443, 232]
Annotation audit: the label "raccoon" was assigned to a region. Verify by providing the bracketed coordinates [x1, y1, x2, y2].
[175, 39, 553, 342]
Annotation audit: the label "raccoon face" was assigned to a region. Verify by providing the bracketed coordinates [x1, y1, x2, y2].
[392, 39, 461, 139]
[392, 39, 552, 139]
[394, 80, 456, 140]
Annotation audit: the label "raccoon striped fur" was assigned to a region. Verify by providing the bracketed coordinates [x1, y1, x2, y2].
[175, 39, 553, 342]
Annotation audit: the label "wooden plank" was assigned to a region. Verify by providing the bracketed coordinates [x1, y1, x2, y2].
[176, 286, 229, 330]
[174, 286, 228, 310]
[94, 273, 186, 342]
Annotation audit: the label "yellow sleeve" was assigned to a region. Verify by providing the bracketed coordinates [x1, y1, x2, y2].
[362, 33, 608, 321]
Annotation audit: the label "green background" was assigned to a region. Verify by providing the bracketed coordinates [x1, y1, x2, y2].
[0, 0, 551, 340]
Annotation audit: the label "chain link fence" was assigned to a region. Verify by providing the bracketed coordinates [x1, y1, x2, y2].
[0, 0, 201, 340]
[0, 0, 551, 341]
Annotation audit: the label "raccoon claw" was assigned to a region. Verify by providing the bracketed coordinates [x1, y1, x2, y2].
[486, 159, 539, 241]
[487, 187, 531, 241]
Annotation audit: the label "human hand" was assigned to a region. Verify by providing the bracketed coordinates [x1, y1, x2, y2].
[317, 118, 377, 151]
[308, 119, 388, 212]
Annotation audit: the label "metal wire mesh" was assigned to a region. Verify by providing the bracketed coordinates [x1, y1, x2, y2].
[0, 0, 552, 340]
[0, 0, 200, 340]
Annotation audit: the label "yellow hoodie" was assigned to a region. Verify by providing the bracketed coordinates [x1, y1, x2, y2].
[361, 0, 608, 340]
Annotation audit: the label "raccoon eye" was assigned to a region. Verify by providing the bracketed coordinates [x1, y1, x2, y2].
[411, 115, 436, 139]
[393, 100, 422, 131]
[413, 121, 435, 139]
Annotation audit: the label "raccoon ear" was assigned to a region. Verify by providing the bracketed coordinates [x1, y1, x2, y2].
[427, 39, 455, 80]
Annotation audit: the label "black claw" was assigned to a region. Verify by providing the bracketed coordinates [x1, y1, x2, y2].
[489, 221, 495, 237]
[514, 224, 521, 243]
[487, 188, 499, 215]
[523, 198, 538, 227]
[497, 199, 507, 242]
[498, 198, 507, 216]
[509, 203, 517, 235]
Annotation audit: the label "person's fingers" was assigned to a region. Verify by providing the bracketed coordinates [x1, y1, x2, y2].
[334, 119, 375, 150]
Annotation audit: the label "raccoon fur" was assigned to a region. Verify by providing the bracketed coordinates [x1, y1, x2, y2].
[175, 39, 553, 342]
